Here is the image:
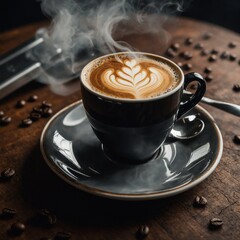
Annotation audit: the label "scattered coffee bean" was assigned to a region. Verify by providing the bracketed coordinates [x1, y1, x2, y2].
[1, 208, 16, 218]
[179, 51, 192, 60]
[38, 209, 57, 227]
[30, 112, 42, 121]
[21, 118, 33, 127]
[171, 43, 180, 51]
[204, 67, 212, 74]
[39, 238, 52, 240]
[193, 196, 207, 207]
[211, 49, 219, 55]
[185, 53, 193, 60]
[42, 101, 52, 108]
[177, 62, 183, 68]
[32, 107, 43, 114]
[229, 54, 237, 61]
[201, 49, 210, 56]
[205, 75, 213, 82]
[47, 214, 57, 226]
[0, 116, 11, 126]
[165, 48, 176, 58]
[228, 42, 237, 48]
[16, 100, 26, 108]
[0, 111, 4, 117]
[1, 168, 15, 179]
[220, 51, 229, 59]
[203, 32, 212, 40]
[208, 55, 217, 62]
[194, 43, 204, 50]
[233, 84, 240, 92]
[233, 135, 240, 144]
[28, 95, 38, 102]
[182, 63, 192, 71]
[136, 225, 150, 239]
[42, 108, 53, 118]
[209, 218, 223, 229]
[185, 37, 193, 45]
[10, 222, 26, 235]
[54, 231, 72, 240]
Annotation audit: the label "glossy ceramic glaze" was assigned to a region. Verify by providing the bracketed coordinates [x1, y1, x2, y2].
[40, 101, 223, 200]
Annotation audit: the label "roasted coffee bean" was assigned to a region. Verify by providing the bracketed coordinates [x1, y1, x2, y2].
[220, 51, 229, 59]
[42, 108, 53, 118]
[0, 111, 4, 117]
[204, 67, 212, 74]
[203, 32, 212, 40]
[0, 116, 11, 125]
[28, 95, 38, 102]
[165, 48, 176, 58]
[54, 231, 72, 240]
[179, 51, 192, 60]
[39, 238, 52, 240]
[201, 49, 210, 56]
[10, 222, 26, 235]
[209, 218, 223, 229]
[194, 43, 204, 50]
[229, 54, 237, 61]
[38, 209, 57, 227]
[1, 208, 16, 218]
[194, 196, 207, 207]
[211, 49, 219, 55]
[171, 43, 180, 51]
[185, 53, 193, 60]
[32, 107, 43, 114]
[205, 75, 213, 82]
[21, 118, 33, 127]
[177, 62, 183, 68]
[185, 37, 193, 45]
[136, 225, 150, 239]
[16, 100, 26, 108]
[182, 63, 192, 71]
[233, 84, 240, 92]
[42, 101, 52, 108]
[233, 135, 240, 144]
[228, 42, 236, 48]
[1, 168, 15, 179]
[208, 55, 217, 62]
[30, 112, 42, 121]
[47, 214, 57, 226]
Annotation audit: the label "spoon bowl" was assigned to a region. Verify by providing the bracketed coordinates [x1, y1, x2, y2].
[169, 115, 205, 140]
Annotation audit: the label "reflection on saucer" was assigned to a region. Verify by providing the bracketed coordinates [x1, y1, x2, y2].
[41, 101, 223, 200]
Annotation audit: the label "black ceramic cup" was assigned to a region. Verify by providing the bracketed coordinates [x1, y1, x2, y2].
[80, 52, 206, 164]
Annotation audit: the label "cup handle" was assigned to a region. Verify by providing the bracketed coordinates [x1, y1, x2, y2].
[177, 72, 206, 119]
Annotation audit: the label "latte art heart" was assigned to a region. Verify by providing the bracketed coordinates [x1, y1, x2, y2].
[85, 56, 179, 99]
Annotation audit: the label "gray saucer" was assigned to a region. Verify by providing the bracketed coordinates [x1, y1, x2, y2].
[40, 101, 223, 200]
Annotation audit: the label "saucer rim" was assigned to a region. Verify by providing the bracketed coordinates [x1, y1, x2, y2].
[40, 100, 223, 201]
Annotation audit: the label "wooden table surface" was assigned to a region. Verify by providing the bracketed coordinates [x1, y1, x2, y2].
[0, 17, 239, 240]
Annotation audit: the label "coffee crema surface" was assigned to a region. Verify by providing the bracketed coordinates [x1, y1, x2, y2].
[83, 54, 180, 99]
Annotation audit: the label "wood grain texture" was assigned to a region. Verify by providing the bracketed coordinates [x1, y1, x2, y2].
[0, 17, 239, 240]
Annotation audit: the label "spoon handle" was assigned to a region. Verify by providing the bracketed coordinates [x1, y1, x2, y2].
[201, 96, 240, 117]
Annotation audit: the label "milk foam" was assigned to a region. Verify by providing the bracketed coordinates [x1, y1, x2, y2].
[82, 54, 180, 99]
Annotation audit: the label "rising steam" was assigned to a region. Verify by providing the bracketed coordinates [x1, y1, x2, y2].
[38, 0, 186, 95]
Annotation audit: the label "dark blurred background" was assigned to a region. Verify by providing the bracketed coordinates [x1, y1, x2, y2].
[1, 0, 240, 33]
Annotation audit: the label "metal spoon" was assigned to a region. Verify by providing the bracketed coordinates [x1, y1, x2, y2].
[184, 91, 240, 117]
[169, 115, 205, 140]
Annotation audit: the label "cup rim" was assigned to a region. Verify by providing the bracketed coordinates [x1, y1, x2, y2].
[80, 51, 184, 102]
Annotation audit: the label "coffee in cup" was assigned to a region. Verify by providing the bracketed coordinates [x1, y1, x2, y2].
[81, 53, 181, 100]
